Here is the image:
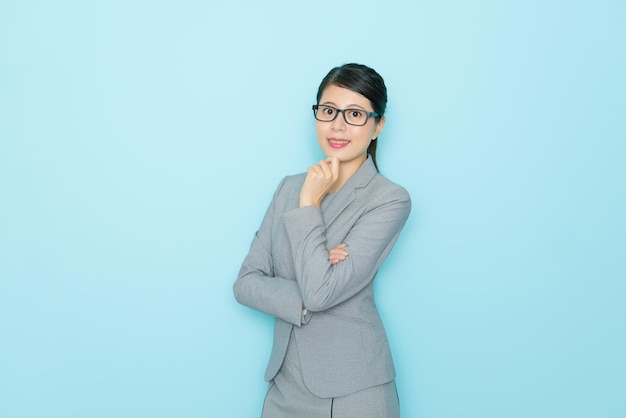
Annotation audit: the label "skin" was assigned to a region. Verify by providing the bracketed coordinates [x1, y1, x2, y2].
[328, 243, 348, 266]
[300, 84, 386, 268]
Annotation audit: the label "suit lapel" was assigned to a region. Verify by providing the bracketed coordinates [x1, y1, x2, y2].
[321, 157, 377, 227]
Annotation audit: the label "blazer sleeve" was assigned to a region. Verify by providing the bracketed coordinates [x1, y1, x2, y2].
[283, 186, 411, 312]
[233, 178, 307, 327]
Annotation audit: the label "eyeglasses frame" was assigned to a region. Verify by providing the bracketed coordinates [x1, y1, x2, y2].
[312, 104, 381, 126]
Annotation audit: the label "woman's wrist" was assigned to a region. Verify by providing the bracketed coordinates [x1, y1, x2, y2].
[300, 197, 321, 207]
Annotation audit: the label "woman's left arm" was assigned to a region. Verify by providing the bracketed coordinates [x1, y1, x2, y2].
[283, 188, 411, 312]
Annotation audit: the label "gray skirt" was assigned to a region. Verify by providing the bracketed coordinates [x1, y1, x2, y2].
[261, 331, 400, 418]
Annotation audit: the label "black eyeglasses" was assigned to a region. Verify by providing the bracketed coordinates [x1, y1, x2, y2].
[312, 105, 381, 126]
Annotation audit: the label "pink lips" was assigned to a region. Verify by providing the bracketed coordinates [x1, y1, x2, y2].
[328, 138, 350, 149]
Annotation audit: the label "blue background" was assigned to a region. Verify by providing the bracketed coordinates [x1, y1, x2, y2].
[1, 1, 624, 417]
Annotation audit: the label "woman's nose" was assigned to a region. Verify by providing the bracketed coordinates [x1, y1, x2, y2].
[331, 111, 347, 130]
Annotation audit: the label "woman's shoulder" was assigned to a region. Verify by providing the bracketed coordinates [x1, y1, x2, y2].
[279, 172, 307, 191]
[369, 172, 411, 202]
[268, 172, 306, 201]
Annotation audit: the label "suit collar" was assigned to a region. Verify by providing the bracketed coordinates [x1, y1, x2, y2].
[321, 156, 377, 227]
[344, 155, 378, 190]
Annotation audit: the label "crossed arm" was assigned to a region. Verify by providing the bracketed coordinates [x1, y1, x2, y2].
[298, 243, 348, 310]
[234, 157, 410, 324]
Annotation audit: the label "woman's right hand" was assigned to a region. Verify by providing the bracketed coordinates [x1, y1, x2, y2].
[300, 157, 340, 207]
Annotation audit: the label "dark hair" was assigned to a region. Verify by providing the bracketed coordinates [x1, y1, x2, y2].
[316, 63, 387, 171]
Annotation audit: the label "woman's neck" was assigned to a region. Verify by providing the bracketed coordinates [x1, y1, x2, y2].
[329, 155, 367, 194]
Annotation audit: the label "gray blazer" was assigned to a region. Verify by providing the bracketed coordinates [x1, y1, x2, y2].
[234, 157, 411, 398]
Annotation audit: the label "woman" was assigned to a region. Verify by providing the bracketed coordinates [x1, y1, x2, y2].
[233, 63, 411, 417]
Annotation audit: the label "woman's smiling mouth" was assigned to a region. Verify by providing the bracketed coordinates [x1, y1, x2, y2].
[328, 137, 350, 148]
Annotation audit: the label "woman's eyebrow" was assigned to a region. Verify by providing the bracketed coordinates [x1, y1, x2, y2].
[320, 101, 367, 110]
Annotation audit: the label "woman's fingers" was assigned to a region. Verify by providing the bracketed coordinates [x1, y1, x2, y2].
[326, 156, 340, 179]
[300, 158, 341, 207]
[328, 243, 349, 265]
[314, 158, 334, 180]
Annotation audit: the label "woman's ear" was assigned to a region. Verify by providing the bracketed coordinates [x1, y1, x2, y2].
[373, 116, 386, 139]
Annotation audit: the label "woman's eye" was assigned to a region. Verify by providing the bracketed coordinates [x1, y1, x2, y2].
[350, 110, 363, 118]
[324, 107, 335, 115]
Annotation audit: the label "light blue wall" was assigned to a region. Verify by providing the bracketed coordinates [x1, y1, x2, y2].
[1, 1, 624, 417]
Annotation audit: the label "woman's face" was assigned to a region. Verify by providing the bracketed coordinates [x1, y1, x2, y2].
[315, 84, 385, 168]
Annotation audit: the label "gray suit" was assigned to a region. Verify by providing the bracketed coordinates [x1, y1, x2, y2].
[234, 157, 411, 399]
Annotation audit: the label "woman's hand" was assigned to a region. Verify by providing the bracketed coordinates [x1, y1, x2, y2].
[300, 157, 340, 207]
[328, 243, 349, 265]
